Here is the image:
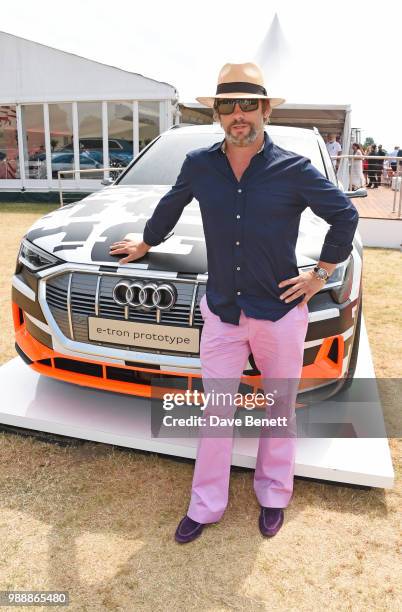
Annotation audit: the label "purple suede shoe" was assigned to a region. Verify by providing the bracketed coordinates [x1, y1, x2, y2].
[175, 515, 204, 544]
[259, 507, 284, 537]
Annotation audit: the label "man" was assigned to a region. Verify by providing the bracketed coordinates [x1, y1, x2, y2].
[325, 133, 342, 173]
[109, 62, 359, 544]
[389, 146, 399, 173]
[367, 144, 378, 188]
[397, 147, 402, 173]
[376, 145, 387, 187]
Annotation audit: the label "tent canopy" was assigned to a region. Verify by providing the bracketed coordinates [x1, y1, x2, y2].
[0, 31, 177, 103]
[178, 102, 350, 137]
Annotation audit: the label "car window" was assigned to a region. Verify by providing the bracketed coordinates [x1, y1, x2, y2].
[53, 154, 73, 163]
[81, 139, 103, 149]
[117, 129, 327, 186]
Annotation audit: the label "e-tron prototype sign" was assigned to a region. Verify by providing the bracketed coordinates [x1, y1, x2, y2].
[88, 317, 200, 353]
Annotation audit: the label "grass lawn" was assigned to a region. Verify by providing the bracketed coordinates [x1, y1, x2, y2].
[0, 204, 401, 611]
[0, 202, 60, 214]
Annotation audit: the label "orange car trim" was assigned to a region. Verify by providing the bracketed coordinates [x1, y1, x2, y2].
[13, 302, 346, 403]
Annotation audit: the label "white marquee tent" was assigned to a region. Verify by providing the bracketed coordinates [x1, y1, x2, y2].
[0, 31, 178, 195]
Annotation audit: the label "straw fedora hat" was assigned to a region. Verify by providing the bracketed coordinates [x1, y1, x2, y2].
[196, 62, 286, 109]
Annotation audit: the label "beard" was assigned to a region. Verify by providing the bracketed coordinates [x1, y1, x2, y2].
[225, 119, 263, 146]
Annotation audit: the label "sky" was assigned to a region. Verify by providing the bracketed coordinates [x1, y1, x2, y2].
[2, 0, 401, 150]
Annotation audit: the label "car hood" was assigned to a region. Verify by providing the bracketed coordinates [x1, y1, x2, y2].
[26, 185, 331, 274]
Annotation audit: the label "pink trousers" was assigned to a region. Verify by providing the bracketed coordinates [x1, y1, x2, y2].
[187, 294, 309, 524]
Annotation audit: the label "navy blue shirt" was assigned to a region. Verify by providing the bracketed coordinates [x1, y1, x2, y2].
[143, 131, 359, 325]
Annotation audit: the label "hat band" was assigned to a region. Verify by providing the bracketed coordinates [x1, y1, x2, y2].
[216, 82, 268, 96]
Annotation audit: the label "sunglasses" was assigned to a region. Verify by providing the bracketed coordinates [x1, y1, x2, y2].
[214, 98, 260, 115]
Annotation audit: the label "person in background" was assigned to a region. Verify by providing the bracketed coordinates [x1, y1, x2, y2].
[397, 147, 402, 175]
[367, 144, 378, 188]
[326, 133, 342, 174]
[376, 145, 387, 187]
[350, 143, 365, 190]
[389, 145, 400, 173]
[362, 147, 369, 186]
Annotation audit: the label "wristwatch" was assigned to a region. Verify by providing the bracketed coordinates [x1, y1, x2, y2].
[312, 265, 330, 282]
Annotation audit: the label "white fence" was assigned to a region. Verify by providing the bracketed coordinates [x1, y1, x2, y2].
[331, 154, 402, 217]
[57, 167, 125, 207]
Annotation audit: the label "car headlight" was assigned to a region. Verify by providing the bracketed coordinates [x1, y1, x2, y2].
[18, 238, 62, 271]
[299, 256, 353, 304]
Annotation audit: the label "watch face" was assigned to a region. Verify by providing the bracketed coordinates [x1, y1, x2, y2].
[315, 268, 327, 280]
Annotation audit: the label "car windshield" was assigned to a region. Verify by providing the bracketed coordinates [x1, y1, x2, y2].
[117, 129, 327, 186]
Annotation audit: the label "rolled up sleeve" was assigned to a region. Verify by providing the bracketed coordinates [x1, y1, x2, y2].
[297, 158, 360, 263]
[142, 154, 194, 246]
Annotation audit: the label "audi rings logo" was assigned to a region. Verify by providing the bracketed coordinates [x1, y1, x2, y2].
[112, 280, 177, 310]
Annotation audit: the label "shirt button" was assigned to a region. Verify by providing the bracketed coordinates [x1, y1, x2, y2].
[236, 214, 240, 219]
[236, 241, 240, 245]
[237, 291, 241, 295]
[236, 266, 240, 270]
[237, 188, 242, 193]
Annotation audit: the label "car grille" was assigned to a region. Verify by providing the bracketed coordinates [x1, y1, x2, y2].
[45, 271, 206, 356]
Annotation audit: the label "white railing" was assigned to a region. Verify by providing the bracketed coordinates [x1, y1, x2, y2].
[330, 154, 402, 217]
[57, 166, 125, 207]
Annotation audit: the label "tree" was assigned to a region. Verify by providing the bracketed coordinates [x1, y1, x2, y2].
[363, 136, 375, 148]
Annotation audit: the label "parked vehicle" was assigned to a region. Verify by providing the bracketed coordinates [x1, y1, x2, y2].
[60, 138, 133, 166]
[12, 124, 363, 403]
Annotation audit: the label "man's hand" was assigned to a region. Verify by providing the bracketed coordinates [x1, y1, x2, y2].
[278, 270, 326, 307]
[109, 233, 151, 264]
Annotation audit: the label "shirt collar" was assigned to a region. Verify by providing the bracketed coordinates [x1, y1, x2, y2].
[220, 138, 265, 155]
[207, 130, 273, 159]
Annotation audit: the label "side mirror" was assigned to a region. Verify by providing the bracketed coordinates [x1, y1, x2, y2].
[101, 177, 114, 186]
[344, 187, 367, 198]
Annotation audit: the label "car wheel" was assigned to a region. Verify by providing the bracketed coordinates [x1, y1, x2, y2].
[342, 292, 362, 391]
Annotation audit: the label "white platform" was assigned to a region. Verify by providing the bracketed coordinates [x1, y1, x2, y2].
[358, 217, 402, 249]
[0, 316, 394, 489]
